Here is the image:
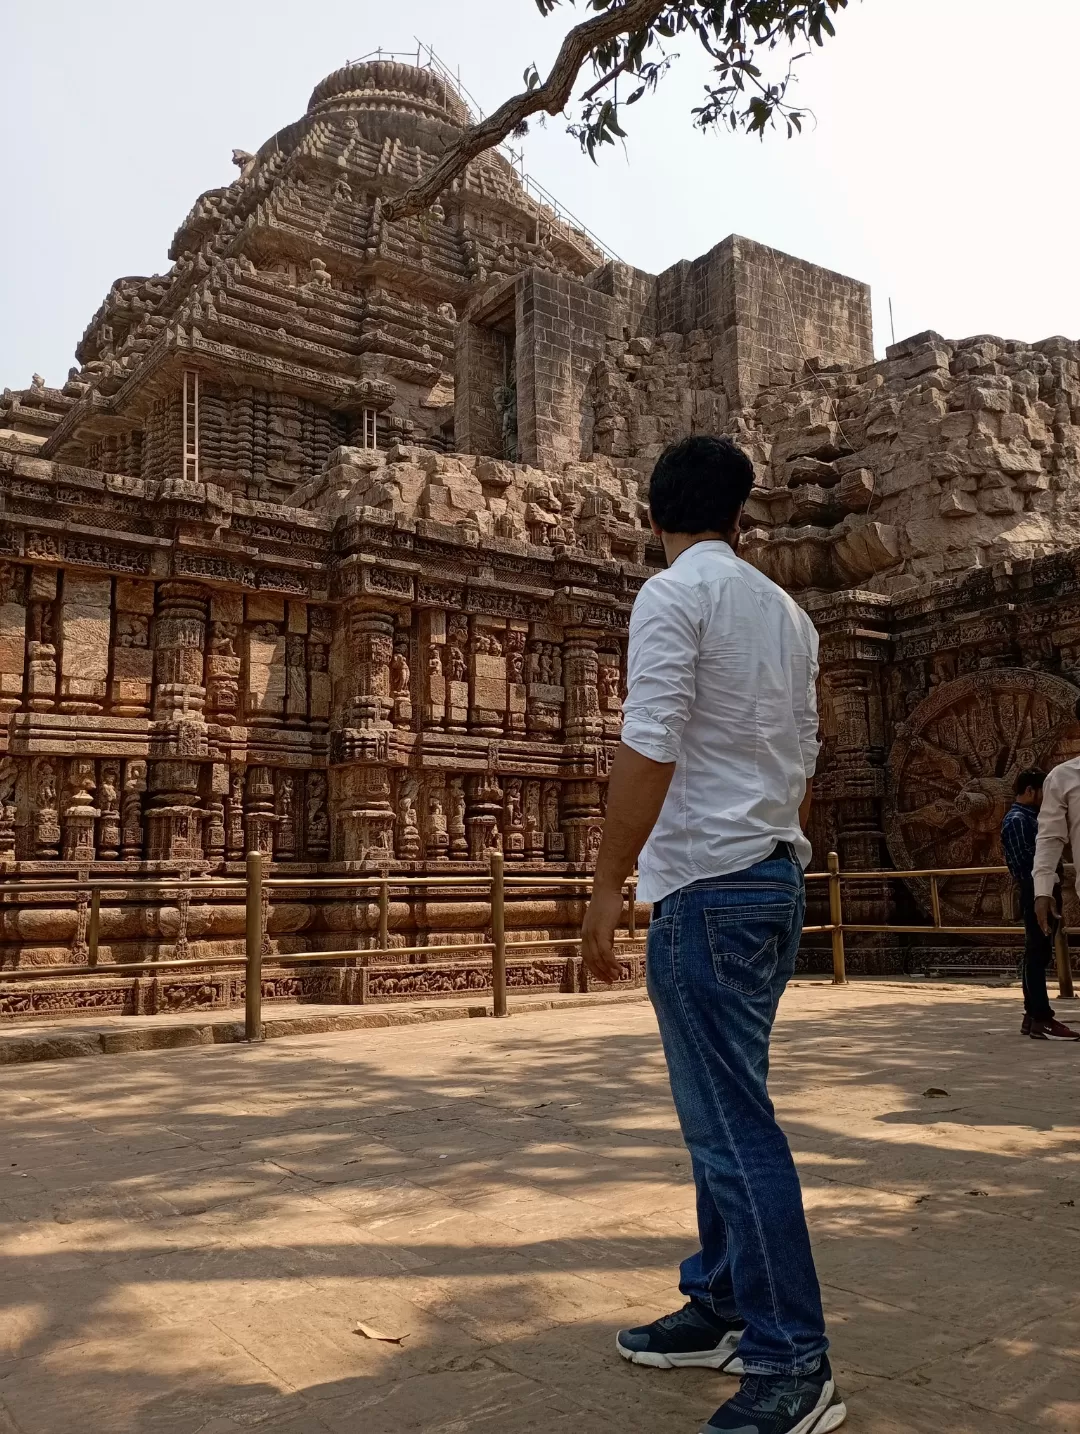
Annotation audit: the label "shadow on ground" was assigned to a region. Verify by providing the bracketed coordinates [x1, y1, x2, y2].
[0, 983, 1078, 1432]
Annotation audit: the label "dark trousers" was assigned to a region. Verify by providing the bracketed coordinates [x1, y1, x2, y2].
[1018, 881, 1055, 1023]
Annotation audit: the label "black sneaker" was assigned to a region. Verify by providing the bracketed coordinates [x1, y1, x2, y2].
[616, 1300, 746, 1371]
[701, 1356, 846, 1433]
[1021, 1014, 1032, 1036]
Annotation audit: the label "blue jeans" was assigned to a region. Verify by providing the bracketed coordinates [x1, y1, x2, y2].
[645, 846, 828, 1376]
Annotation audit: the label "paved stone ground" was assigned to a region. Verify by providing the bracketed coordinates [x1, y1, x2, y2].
[1, 981, 1078, 1434]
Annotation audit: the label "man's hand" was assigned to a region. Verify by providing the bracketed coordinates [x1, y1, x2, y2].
[581, 884, 625, 985]
[1036, 895, 1056, 936]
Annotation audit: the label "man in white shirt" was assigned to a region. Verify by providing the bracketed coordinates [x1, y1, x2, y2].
[581, 436, 844, 1434]
[1030, 741, 1080, 1040]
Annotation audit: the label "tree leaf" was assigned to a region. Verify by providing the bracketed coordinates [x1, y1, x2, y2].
[354, 1321, 408, 1344]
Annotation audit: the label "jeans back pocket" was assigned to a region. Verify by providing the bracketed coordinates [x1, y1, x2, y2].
[703, 898, 796, 996]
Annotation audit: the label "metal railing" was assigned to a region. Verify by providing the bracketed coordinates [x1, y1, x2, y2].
[1, 854, 1072, 1041]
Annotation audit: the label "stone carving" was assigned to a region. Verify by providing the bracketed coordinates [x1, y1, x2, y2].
[7, 54, 1080, 1003]
[885, 670, 1080, 924]
[98, 762, 121, 860]
[34, 759, 60, 858]
[306, 771, 329, 857]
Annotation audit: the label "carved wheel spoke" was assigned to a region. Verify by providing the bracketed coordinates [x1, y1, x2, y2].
[886, 670, 1080, 925]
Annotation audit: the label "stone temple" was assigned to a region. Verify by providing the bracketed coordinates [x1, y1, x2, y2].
[3, 57, 1080, 1018]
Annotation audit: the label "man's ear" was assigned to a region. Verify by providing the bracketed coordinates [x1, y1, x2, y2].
[648, 509, 662, 538]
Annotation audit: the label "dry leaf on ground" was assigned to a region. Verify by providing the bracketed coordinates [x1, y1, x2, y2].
[354, 1321, 408, 1344]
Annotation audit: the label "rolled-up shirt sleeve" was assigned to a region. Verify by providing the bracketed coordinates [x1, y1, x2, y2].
[1033, 766, 1069, 899]
[798, 622, 821, 780]
[620, 579, 701, 764]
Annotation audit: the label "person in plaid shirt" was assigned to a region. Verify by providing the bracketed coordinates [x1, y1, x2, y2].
[1001, 768, 1078, 1040]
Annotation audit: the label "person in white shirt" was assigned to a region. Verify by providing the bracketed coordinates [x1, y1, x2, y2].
[581, 436, 844, 1434]
[1029, 742, 1080, 1040]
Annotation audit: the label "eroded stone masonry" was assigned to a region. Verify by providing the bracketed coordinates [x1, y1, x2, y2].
[3, 58, 1080, 1018]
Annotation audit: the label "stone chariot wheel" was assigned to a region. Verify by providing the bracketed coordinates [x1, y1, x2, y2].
[885, 669, 1080, 925]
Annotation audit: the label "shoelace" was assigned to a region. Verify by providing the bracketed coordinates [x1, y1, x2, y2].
[656, 1303, 697, 1330]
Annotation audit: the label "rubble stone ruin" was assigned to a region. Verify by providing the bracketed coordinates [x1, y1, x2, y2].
[3, 57, 1080, 1018]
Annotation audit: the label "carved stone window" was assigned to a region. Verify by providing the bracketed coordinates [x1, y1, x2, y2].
[360, 407, 377, 449]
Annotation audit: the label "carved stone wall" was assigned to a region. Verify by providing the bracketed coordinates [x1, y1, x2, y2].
[5, 58, 1080, 1010]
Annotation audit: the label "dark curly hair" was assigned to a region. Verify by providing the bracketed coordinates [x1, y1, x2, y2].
[648, 435, 755, 535]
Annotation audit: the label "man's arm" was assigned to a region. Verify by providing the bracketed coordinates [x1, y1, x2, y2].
[797, 622, 820, 833]
[580, 743, 675, 982]
[799, 778, 813, 834]
[1033, 768, 1069, 932]
[581, 580, 700, 983]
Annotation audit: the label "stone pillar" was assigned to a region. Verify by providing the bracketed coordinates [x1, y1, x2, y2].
[305, 771, 330, 858]
[245, 766, 277, 856]
[469, 619, 507, 736]
[206, 594, 242, 720]
[203, 762, 228, 860]
[562, 779, 604, 867]
[466, 773, 503, 860]
[120, 759, 146, 860]
[542, 780, 565, 859]
[421, 610, 447, 729]
[390, 621, 413, 729]
[153, 582, 207, 722]
[563, 630, 604, 742]
[147, 582, 208, 861]
[340, 604, 395, 734]
[60, 574, 112, 714]
[246, 595, 286, 727]
[526, 630, 564, 739]
[503, 778, 526, 859]
[33, 757, 61, 859]
[97, 762, 121, 860]
[448, 775, 468, 858]
[339, 764, 395, 864]
[0, 563, 27, 716]
[445, 614, 469, 733]
[112, 580, 155, 718]
[395, 775, 422, 860]
[226, 763, 246, 859]
[506, 625, 527, 735]
[285, 602, 308, 727]
[62, 758, 99, 863]
[26, 568, 58, 711]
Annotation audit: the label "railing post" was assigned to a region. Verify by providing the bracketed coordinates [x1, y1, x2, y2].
[88, 887, 100, 966]
[490, 848, 507, 1018]
[245, 850, 264, 1042]
[828, 851, 847, 985]
[1055, 919, 1075, 1001]
[378, 876, 389, 956]
[929, 876, 942, 929]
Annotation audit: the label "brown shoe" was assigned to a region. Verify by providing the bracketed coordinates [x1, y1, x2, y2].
[1035, 1018, 1080, 1041]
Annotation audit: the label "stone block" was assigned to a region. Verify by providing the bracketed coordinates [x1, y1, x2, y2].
[287, 601, 308, 634]
[115, 580, 155, 614]
[212, 593, 244, 624]
[28, 568, 57, 602]
[0, 602, 25, 678]
[247, 594, 285, 623]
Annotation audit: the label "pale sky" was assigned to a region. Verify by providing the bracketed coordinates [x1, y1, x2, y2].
[2, 0, 1077, 389]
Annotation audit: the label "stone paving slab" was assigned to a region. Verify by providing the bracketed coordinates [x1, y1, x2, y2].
[0, 982, 1077, 1432]
[0, 990, 652, 1065]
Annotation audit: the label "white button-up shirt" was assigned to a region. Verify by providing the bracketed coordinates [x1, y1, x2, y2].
[1032, 756, 1080, 899]
[621, 540, 820, 905]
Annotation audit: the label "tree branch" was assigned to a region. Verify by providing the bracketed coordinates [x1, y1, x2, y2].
[381, 0, 668, 223]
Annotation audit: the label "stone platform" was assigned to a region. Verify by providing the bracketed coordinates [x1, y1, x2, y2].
[1, 982, 1078, 1433]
